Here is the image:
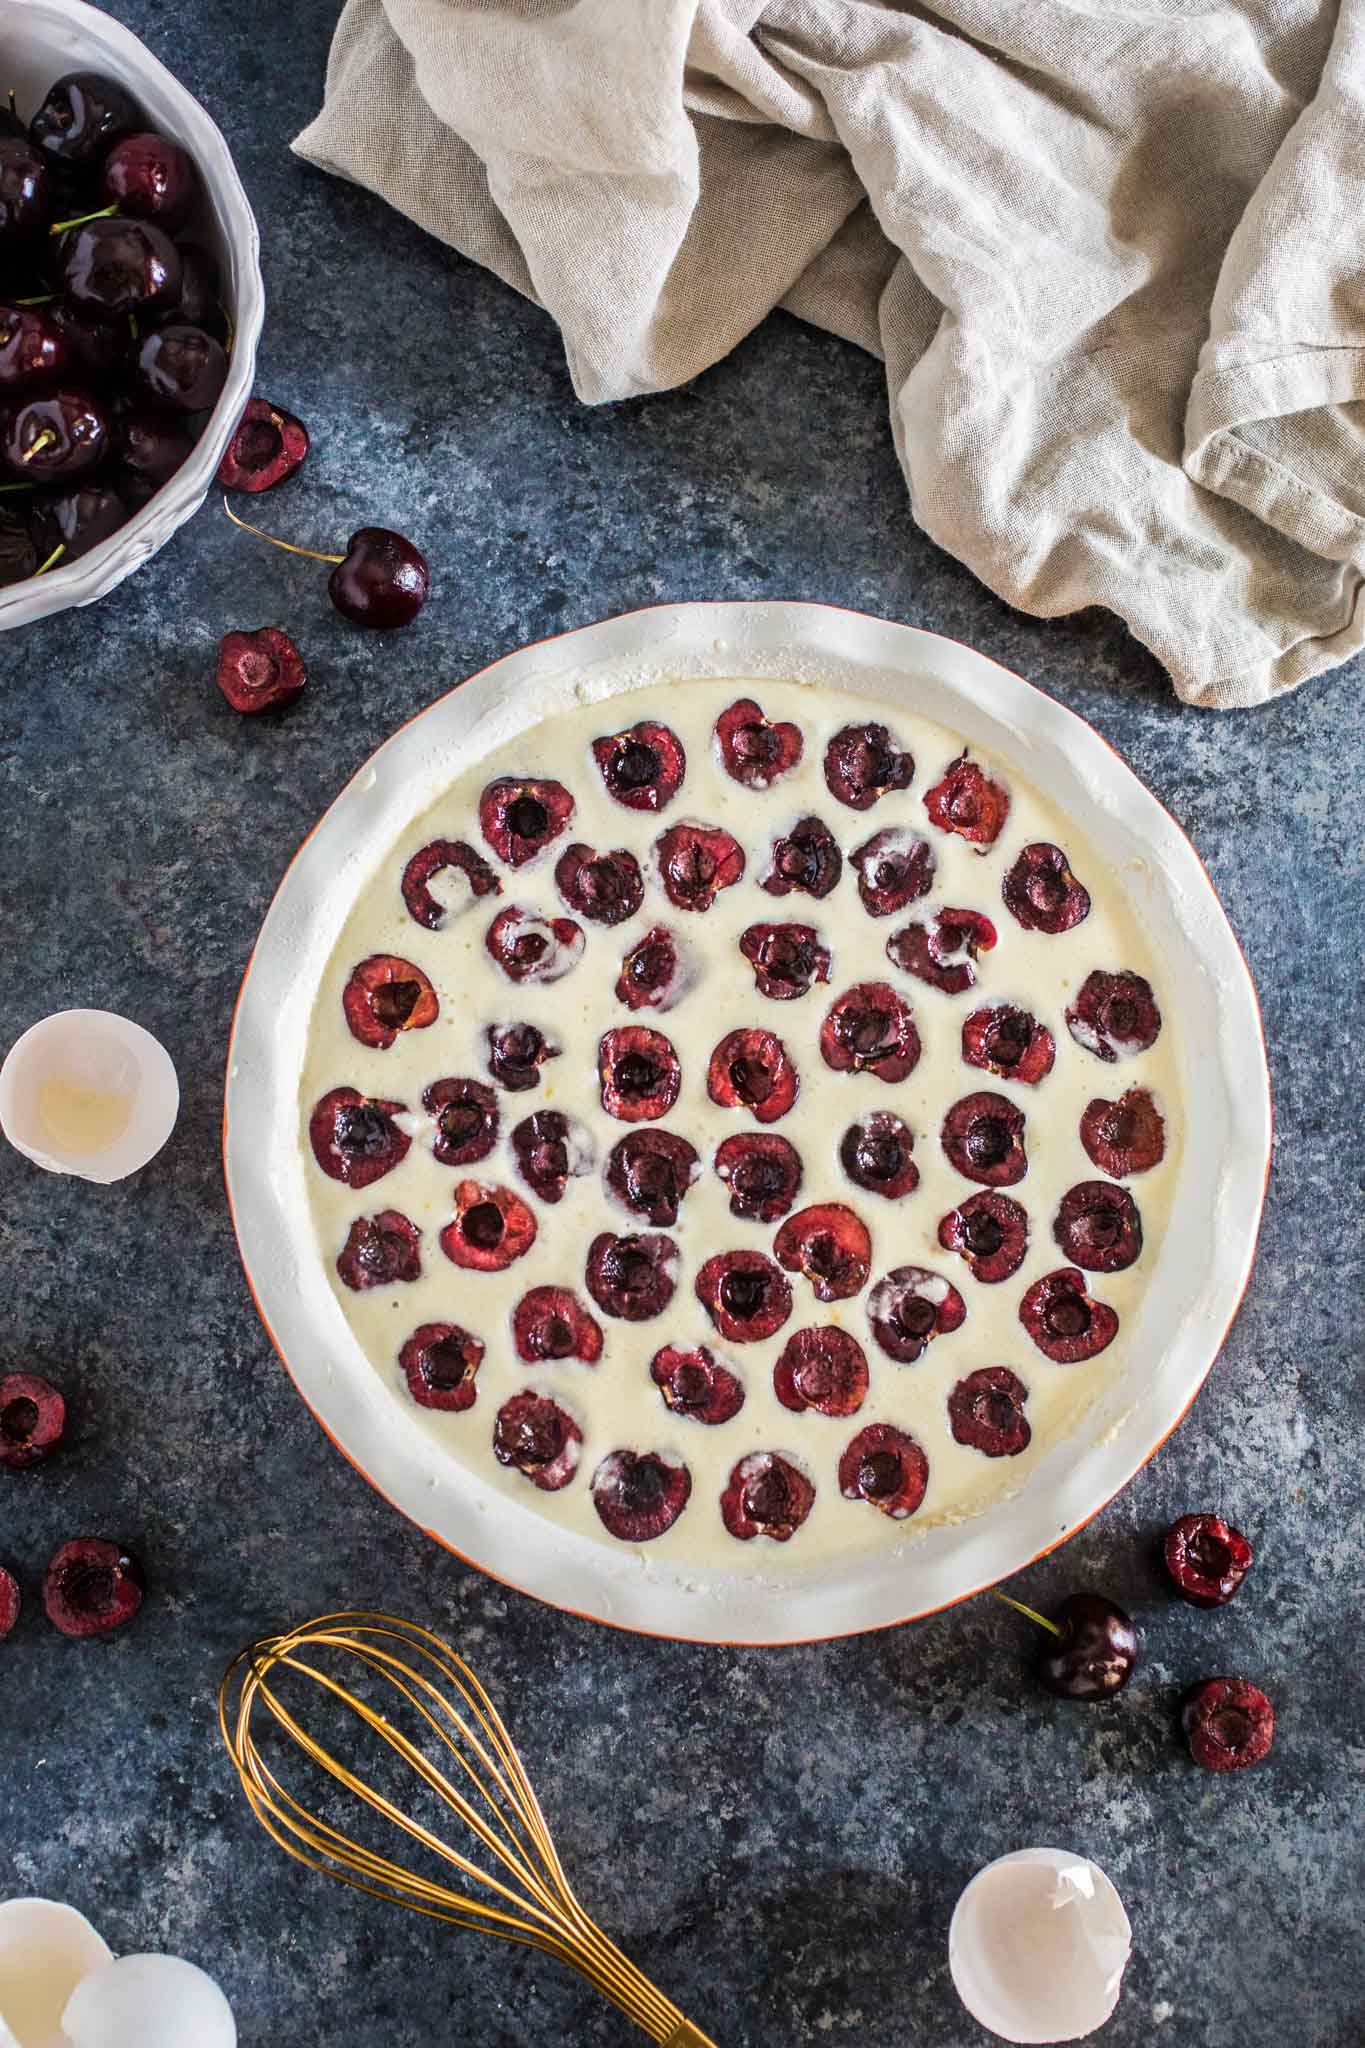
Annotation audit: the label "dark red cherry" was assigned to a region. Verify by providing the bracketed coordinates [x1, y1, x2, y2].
[591, 719, 685, 810]
[773, 1203, 871, 1302]
[554, 842, 644, 925]
[1080, 1086, 1166, 1178]
[4, 389, 107, 481]
[713, 1131, 803, 1222]
[113, 406, 193, 498]
[721, 1452, 815, 1542]
[886, 908, 997, 995]
[308, 1086, 410, 1187]
[739, 921, 831, 1000]
[399, 1323, 483, 1412]
[962, 1003, 1056, 1086]
[654, 820, 744, 912]
[942, 1091, 1027, 1186]
[1028, 1593, 1139, 1701]
[824, 721, 912, 809]
[773, 1326, 869, 1417]
[440, 1181, 537, 1272]
[696, 1250, 792, 1343]
[100, 131, 196, 227]
[867, 1266, 966, 1363]
[1164, 1515, 1254, 1608]
[512, 1286, 603, 1365]
[0, 1372, 66, 1469]
[614, 924, 690, 1011]
[585, 1231, 679, 1321]
[1182, 1677, 1274, 1771]
[1019, 1267, 1118, 1363]
[839, 1110, 918, 1199]
[1066, 970, 1163, 1062]
[598, 1026, 681, 1122]
[849, 828, 934, 916]
[42, 1538, 145, 1639]
[1002, 842, 1091, 934]
[342, 954, 438, 1049]
[485, 905, 584, 983]
[493, 1392, 581, 1491]
[706, 1028, 798, 1123]
[56, 218, 181, 319]
[0, 1568, 17, 1640]
[30, 72, 142, 178]
[0, 303, 70, 390]
[604, 1128, 699, 1225]
[216, 398, 310, 492]
[329, 527, 429, 628]
[424, 1077, 499, 1164]
[819, 983, 920, 1082]
[133, 323, 227, 414]
[486, 1021, 559, 1092]
[164, 241, 225, 338]
[948, 1367, 1031, 1456]
[511, 1110, 593, 1204]
[479, 777, 574, 866]
[28, 483, 126, 566]
[938, 1190, 1030, 1283]
[215, 627, 306, 715]
[650, 1344, 745, 1425]
[759, 815, 842, 899]
[401, 838, 500, 928]
[48, 300, 123, 383]
[922, 752, 1010, 847]
[838, 1424, 928, 1518]
[336, 1209, 421, 1291]
[1053, 1181, 1142, 1272]
[0, 137, 52, 250]
[714, 696, 803, 788]
[591, 1450, 691, 1542]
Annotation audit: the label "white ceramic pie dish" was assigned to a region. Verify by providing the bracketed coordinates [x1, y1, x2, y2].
[224, 603, 1270, 1643]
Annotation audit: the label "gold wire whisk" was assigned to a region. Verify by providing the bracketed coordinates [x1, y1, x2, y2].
[218, 1610, 718, 2047]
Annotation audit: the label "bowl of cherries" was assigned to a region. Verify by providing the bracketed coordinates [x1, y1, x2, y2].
[0, 0, 263, 629]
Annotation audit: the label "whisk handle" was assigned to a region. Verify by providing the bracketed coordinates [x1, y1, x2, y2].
[661, 2025, 720, 2048]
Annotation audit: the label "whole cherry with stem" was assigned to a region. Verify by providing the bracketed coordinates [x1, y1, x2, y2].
[223, 496, 429, 628]
[994, 1589, 1138, 1701]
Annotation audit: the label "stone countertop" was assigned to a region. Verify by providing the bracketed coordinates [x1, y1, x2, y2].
[2, 4, 1362, 2043]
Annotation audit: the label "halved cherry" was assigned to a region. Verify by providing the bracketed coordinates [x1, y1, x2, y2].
[336, 1210, 421, 1291]
[510, 1110, 593, 1203]
[1020, 1267, 1119, 1362]
[887, 908, 997, 995]
[849, 829, 935, 916]
[759, 815, 842, 899]
[478, 776, 575, 867]
[738, 921, 831, 1001]
[654, 820, 744, 911]
[1080, 1086, 1166, 1178]
[706, 1028, 798, 1123]
[493, 1391, 581, 1490]
[1066, 970, 1163, 1062]
[614, 925, 690, 1012]
[554, 843, 644, 926]
[484, 906, 584, 983]
[923, 752, 1010, 847]
[839, 1111, 918, 1199]
[867, 1265, 966, 1362]
[714, 696, 803, 788]
[721, 1452, 815, 1542]
[0, 1373, 65, 1469]
[1053, 1182, 1143, 1272]
[696, 1250, 792, 1342]
[591, 1449, 691, 1541]
[941, 1091, 1027, 1186]
[592, 719, 686, 811]
[605, 1128, 700, 1225]
[948, 1367, 1031, 1456]
[598, 1025, 682, 1122]
[440, 1181, 537, 1271]
[401, 838, 500, 929]
[962, 1003, 1056, 1086]
[585, 1231, 679, 1320]
[773, 1327, 869, 1416]
[1001, 842, 1091, 934]
[713, 1132, 804, 1222]
[399, 1323, 483, 1411]
[485, 1022, 560, 1092]
[774, 1203, 871, 1302]
[511, 1286, 603, 1365]
[309, 1087, 411, 1188]
[342, 955, 439, 1050]
[938, 1191, 1030, 1284]
[424, 1076, 499, 1164]
[824, 721, 913, 810]
[650, 1343, 745, 1425]
[819, 983, 920, 1082]
[838, 1424, 928, 1518]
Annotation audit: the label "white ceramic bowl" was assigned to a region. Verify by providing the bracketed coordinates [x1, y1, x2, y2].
[224, 604, 1271, 1644]
[0, 0, 264, 631]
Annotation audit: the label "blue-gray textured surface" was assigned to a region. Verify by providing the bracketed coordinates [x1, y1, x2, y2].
[2, 4, 1363, 2043]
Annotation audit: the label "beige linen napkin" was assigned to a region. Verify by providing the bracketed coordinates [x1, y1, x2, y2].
[294, 0, 1365, 708]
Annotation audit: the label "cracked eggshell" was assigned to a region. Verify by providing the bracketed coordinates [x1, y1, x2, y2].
[949, 1847, 1132, 2044]
[0, 1012, 178, 1184]
[63, 1956, 235, 2048]
[0, 1899, 112, 2048]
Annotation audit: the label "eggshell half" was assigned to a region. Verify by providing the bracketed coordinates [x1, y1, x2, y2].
[0, 1899, 112, 2048]
[949, 1846, 1132, 2043]
[63, 1955, 235, 2048]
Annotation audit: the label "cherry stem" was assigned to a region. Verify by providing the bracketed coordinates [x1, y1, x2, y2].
[993, 1591, 1063, 1639]
[20, 429, 56, 463]
[35, 542, 66, 576]
[12, 294, 55, 307]
[222, 495, 343, 564]
[49, 202, 118, 235]
[0, 482, 35, 493]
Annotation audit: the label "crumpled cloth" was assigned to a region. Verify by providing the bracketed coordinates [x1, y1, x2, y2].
[294, 0, 1365, 708]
